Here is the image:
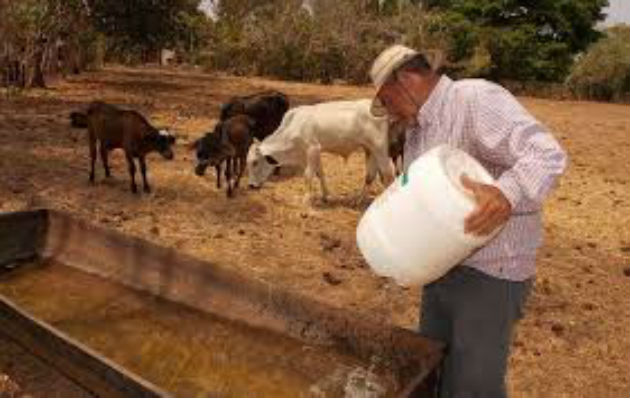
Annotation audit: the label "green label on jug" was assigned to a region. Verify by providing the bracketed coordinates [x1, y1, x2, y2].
[401, 172, 409, 186]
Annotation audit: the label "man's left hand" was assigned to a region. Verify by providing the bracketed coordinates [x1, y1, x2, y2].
[461, 174, 512, 236]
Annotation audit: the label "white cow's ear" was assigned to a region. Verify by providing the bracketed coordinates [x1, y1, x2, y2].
[265, 155, 279, 165]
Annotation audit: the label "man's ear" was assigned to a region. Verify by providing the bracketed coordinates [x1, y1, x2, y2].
[265, 155, 279, 165]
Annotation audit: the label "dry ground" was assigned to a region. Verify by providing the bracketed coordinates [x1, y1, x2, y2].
[0, 66, 628, 396]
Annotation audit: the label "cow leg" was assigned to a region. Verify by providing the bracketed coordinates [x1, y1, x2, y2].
[233, 157, 240, 188]
[314, 159, 329, 201]
[139, 156, 151, 193]
[374, 150, 396, 186]
[400, 153, 404, 173]
[88, 134, 97, 183]
[305, 145, 328, 202]
[234, 156, 246, 188]
[358, 151, 379, 202]
[125, 153, 138, 194]
[393, 152, 404, 176]
[100, 143, 111, 178]
[303, 165, 316, 205]
[391, 155, 398, 176]
[215, 163, 222, 189]
[225, 157, 234, 197]
[395, 155, 402, 175]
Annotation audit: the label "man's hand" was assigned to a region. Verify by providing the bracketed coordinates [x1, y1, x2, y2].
[461, 174, 512, 236]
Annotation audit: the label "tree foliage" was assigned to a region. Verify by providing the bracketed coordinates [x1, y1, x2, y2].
[88, 0, 210, 62]
[1, 0, 619, 99]
[424, 0, 609, 81]
[1, 0, 93, 87]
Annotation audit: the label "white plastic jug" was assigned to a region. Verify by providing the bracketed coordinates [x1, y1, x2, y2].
[356, 145, 503, 286]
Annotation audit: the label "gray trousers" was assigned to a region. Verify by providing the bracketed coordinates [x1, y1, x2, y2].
[419, 265, 532, 397]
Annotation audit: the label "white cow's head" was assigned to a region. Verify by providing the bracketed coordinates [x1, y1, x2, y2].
[247, 141, 279, 189]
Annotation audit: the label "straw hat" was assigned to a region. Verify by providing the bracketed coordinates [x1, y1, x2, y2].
[369, 45, 419, 117]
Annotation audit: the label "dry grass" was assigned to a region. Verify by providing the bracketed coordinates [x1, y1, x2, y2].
[0, 66, 628, 396]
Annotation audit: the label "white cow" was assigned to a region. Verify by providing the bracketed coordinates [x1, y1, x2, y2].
[247, 99, 395, 202]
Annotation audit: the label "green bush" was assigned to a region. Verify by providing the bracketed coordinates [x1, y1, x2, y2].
[566, 25, 630, 101]
[423, 0, 607, 82]
[204, 0, 608, 86]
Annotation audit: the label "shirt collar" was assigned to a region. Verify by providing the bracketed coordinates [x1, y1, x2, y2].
[416, 75, 453, 126]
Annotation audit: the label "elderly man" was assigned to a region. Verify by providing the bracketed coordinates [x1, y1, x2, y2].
[369, 45, 567, 397]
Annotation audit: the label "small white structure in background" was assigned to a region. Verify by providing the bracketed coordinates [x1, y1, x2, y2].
[160, 49, 176, 66]
[356, 145, 505, 287]
[198, 0, 219, 21]
[301, 0, 315, 16]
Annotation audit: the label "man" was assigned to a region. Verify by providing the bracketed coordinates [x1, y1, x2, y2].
[369, 45, 567, 397]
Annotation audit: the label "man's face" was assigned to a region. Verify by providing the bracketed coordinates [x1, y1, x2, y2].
[377, 72, 420, 125]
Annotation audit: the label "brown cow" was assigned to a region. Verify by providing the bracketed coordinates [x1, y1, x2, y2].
[70, 101, 176, 194]
[219, 90, 289, 141]
[192, 115, 255, 197]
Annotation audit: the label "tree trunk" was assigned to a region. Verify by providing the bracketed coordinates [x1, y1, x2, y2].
[31, 48, 46, 88]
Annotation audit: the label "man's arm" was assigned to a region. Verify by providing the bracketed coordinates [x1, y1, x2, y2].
[463, 83, 567, 235]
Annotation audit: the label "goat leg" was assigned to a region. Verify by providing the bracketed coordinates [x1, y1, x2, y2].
[225, 157, 234, 198]
[125, 153, 138, 194]
[88, 136, 97, 183]
[215, 163, 222, 189]
[234, 156, 245, 189]
[139, 156, 150, 193]
[100, 143, 111, 178]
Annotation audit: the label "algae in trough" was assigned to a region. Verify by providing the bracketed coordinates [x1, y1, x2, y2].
[0, 261, 398, 397]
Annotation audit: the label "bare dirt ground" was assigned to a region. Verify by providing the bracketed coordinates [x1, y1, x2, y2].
[1, 66, 628, 397]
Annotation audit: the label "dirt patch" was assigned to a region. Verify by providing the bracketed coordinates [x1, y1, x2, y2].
[1, 66, 628, 396]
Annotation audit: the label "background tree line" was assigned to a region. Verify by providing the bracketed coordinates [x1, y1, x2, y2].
[0, 0, 207, 87]
[1, 0, 628, 101]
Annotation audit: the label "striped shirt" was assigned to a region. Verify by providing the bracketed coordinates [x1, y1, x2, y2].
[404, 75, 567, 281]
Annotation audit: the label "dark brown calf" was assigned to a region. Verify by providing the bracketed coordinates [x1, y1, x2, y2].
[70, 101, 176, 194]
[219, 90, 289, 141]
[192, 115, 254, 197]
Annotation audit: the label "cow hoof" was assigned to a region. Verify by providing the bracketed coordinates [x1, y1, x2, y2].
[131, 185, 138, 194]
[144, 186, 151, 194]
